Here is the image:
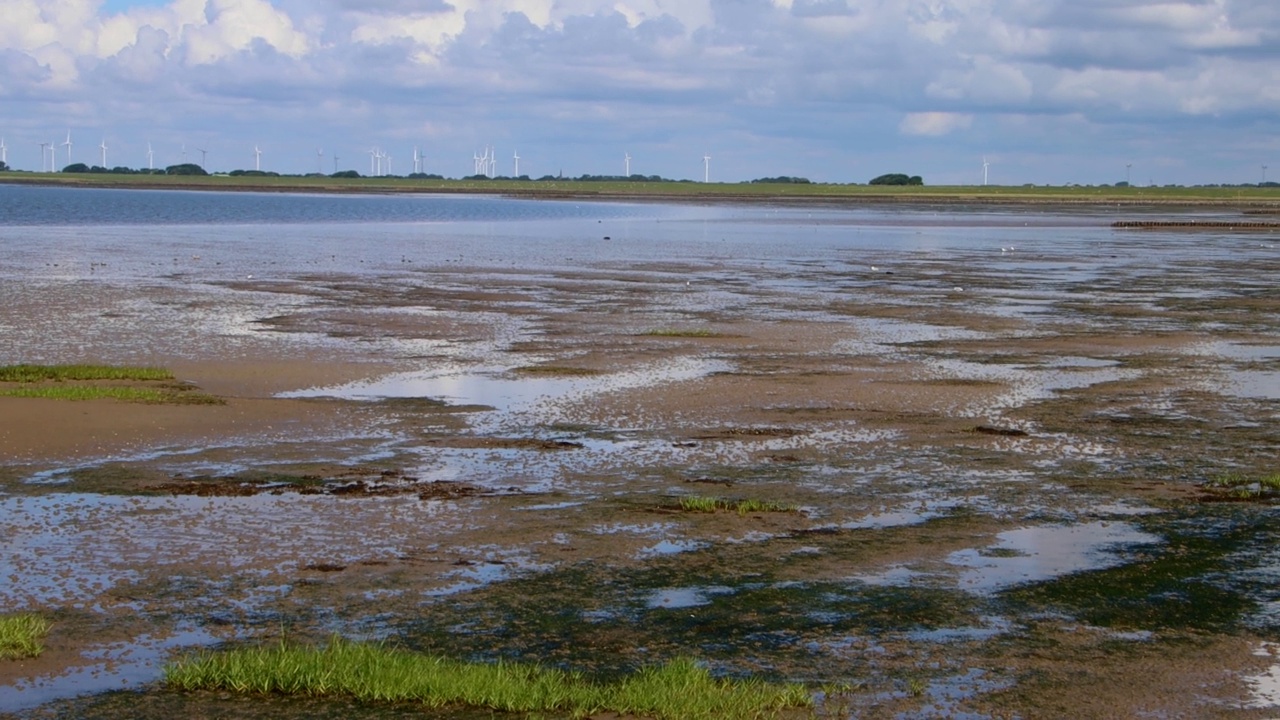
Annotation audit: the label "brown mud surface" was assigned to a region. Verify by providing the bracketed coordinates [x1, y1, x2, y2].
[2, 213, 1279, 719]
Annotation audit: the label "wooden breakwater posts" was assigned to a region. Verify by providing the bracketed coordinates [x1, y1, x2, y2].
[1112, 220, 1280, 231]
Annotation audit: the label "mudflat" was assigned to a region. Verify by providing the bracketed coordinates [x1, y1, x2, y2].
[1, 202, 1279, 719]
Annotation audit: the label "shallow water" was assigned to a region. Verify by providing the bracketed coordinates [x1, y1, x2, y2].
[4, 187, 1280, 717]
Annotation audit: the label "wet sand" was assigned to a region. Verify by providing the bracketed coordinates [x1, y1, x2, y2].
[2, 211, 1279, 718]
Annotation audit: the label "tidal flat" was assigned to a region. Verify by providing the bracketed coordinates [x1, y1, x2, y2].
[1, 188, 1278, 718]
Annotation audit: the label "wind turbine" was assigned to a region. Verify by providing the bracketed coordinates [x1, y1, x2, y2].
[99, 138, 108, 168]
[317, 147, 324, 174]
[62, 130, 73, 167]
[254, 145, 262, 172]
[0, 137, 7, 167]
[703, 153, 711, 183]
[1263, 165, 1269, 185]
[982, 156, 990, 186]
[624, 152, 631, 177]
[196, 148, 208, 169]
[37, 142, 49, 172]
[513, 149, 520, 178]
[413, 146, 421, 175]
[1125, 163, 1132, 186]
[48, 142, 56, 172]
[333, 154, 339, 174]
[147, 142, 154, 170]
[369, 147, 378, 176]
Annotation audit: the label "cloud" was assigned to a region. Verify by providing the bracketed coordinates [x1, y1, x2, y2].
[0, 0, 1277, 183]
[899, 112, 973, 137]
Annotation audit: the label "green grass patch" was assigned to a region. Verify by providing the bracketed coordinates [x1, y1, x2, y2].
[165, 638, 810, 719]
[0, 364, 173, 382]
[0, 614, 51, 660]
[1203, 472, 1280, 500]
[0, 385, 222, 404]
[642, 328, 724, 338]
[679, 496, 798, 515]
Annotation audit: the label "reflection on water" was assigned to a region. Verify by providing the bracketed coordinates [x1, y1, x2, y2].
[0, 625, 221, 714]
[948, 522, 1161, 594]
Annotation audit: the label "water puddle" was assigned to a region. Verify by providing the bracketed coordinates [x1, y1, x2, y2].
[0, 493, 464, 606]
[281, 357, 728, 428]
[1246, 643, 1280, 710]
[0, 625, 221, 714]
[948, 522, 1161, 594]
[647, 586, 736, 609]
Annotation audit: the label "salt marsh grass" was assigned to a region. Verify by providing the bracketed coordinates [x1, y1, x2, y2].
[0, 614, 51, 660]
[679, 496, 798, 515]
[0, 364, 173, 382]
[165, 639, 810, 719]
[0, 385, 222, 404]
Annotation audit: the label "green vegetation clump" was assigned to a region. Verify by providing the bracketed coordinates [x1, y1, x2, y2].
[642, 328, 723, 338]
[0, 385, 221, 404]
[165, 638, 811, 720]
[0, 614, 51, 660]
[679, 496, 798, 515]
[0, 364, 174, 382]
[0, 364, 221, 404]
[1203, 473, 1280, 500]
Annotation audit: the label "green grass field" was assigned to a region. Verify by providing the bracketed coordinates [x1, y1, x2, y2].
[3, 171, 1277, 205]
[165, 638, 811, 719]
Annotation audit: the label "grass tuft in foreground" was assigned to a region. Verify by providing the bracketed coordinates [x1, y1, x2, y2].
[0, 614, 52, 660]
[0, 364, 174, 383]
[165, 638, 811, 719]
[679, 496, 798, 515]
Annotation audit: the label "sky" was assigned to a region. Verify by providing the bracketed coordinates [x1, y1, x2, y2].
[1, 0, 1278, 185]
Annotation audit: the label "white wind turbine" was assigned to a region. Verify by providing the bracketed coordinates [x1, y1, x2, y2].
[624, 152, 631, 177]
[48, 141, 56, 172]
[982, 156, 990, 186]
[369, 147, 378, 176]
[196, 148, 208, 169]
[62, 130, 73, 167]
[316, 148, 324, 174]
[0, 137, 7, 166]
[703, 153, 711, 183]
[147, 142, 154, 170]
[513, 149, 520, 178]
[37, 142, 49, 172]
[413, 146, 421, 175]
[99, 138, 108, 168]
[254, 145, 262, 172]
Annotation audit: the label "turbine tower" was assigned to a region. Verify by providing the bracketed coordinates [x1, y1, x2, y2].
[703, 153, 711, 183]
[625, 152, 631, 177]
[333, 154, 339, 174]
[370, 147, 378, 177]
[413, 146, 421, 175]
[317, 147, 324, 174]
[38, 142, 49, 172]
[982, 156, 989, 186]
[254, 145, 262, 172]
[61, 130, 73, 167]
[99, 138, 108, 168]
[147, 142, 154, 170]
[513, 149, 520, 178]
[197, 148, 208, 169]
[1, 137, 7, 166]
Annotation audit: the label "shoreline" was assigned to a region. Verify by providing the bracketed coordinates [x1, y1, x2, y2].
[3, 172, 1279, 209]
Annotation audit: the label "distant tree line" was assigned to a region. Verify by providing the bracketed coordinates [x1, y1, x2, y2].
[869, 173, 924, 186]
[750, 176, 812, 184]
